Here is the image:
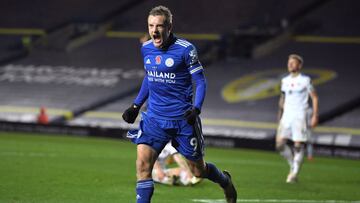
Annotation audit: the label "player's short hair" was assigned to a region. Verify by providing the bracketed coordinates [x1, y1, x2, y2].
[149, 5, 173, 26]
[288, 54, 304, 65]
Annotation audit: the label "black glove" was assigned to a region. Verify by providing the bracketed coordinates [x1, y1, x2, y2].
[122, 104, 140, 124]
[184, 108, 201, 125]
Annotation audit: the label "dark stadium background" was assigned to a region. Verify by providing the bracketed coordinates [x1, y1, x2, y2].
[0, 0, 360, 159]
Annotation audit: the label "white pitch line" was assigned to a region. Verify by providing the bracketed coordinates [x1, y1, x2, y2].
[192, 199, 360, 203]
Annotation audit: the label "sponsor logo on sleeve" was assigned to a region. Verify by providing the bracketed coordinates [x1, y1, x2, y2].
[189, 46, 199, 65]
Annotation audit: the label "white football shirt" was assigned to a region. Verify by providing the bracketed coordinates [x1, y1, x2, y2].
[281, 73, 314, 115]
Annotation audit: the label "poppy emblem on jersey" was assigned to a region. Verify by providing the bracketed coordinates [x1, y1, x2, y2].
[155, 55, 162, 64]
[165, 58, 174, 67]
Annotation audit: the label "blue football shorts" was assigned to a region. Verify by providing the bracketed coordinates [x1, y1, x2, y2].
[127, 112, 204, 161]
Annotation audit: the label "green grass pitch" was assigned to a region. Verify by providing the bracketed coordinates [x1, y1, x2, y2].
[0, 132, 359, 203]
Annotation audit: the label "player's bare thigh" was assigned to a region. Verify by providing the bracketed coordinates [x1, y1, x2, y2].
[276, 124, 289, 150]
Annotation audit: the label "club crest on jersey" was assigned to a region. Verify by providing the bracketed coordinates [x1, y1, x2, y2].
[155, 55, 162, 65]
[165, 58, 174, 67]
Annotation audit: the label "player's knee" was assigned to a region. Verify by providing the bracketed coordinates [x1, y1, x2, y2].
[188, 164, 206, 178]
[276, 142, 285, 152]
[193, 171, 204, 178]
[136, 159, 152, 179]
[293, 143, 304, 153]
[136, 159, 151, 171]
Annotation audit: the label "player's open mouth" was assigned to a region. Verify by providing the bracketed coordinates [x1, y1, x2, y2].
[153, 35, 161, 43]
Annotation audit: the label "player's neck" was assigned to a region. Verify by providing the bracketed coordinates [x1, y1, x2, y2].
[290, 72, 300, 77]
[159, 33, 174, 49]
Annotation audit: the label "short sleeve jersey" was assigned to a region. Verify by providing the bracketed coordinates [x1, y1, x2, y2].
[281, 73, 314, 113]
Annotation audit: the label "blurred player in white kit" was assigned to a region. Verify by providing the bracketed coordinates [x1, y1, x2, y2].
[276, 54, 319, 183]
[152, 142, 202, 186]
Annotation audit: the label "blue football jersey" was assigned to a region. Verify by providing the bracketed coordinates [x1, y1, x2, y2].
[140, 34, 204, 119]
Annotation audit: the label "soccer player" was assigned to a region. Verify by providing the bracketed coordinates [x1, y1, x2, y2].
[122, 5, 237, 203]
[276, 54, 319, 183]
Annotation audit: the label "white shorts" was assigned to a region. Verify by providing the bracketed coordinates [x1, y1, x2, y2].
[277, 112, 311, 142]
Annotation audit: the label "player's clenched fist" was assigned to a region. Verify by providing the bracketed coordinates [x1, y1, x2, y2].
[122, 104, 140, 124]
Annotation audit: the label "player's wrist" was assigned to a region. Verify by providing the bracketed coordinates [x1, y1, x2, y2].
[193, 107, 201, 115]
[132, 103, 140, 110]
[184, 107, 201, 125]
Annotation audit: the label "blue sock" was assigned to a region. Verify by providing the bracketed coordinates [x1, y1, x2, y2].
[206, 162, 229, 188]
[136, 179, 154, 203]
